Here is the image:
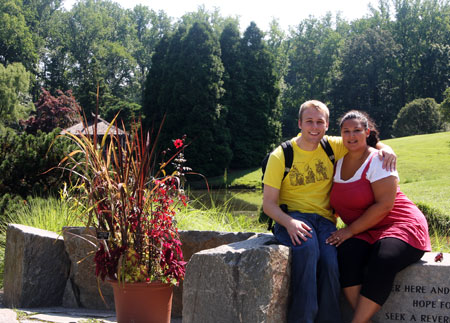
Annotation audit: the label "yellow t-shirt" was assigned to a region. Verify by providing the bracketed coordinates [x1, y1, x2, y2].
[263, 134, 347, 223]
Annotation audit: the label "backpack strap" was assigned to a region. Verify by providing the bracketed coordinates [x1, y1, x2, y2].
[320, 136, 336, 216]
[320, 137, 335, 165]
[280, 140, 293, 181]
[263, 140, 293, 232]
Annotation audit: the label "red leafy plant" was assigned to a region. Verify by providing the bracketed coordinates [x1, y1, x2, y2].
[58, 114, 188, 286]
[22, 88, 81, 134]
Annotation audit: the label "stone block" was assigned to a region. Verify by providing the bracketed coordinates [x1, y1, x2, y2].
[62, 227, 115, 310]
[3, 224, 71, 308]
[182, 234, 291, 323]
[172, 230, 256, 317]
[342, 252, 450, 323]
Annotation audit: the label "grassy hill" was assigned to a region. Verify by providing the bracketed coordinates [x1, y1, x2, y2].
[384, 132, 450, 230]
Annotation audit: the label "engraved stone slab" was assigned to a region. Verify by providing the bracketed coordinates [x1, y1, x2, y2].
[342, 252, 450, 323]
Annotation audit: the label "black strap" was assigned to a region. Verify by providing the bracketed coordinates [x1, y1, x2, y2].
[280, 140, 293, 181]
[320, 136, 336, 216]
[265, 140, 293, 232]
[320, 137, 335, 164]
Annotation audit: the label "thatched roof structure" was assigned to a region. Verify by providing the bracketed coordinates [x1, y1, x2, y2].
[61, 116, 127, 137]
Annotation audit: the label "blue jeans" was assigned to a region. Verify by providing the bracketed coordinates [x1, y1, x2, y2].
[273, 212, 343, 323]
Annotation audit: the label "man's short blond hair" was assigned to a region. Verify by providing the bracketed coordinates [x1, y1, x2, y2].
[298, 100, 330, 122]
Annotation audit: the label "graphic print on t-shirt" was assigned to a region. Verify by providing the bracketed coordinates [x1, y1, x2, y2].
[289, 159, 330, 186]
[315, 159, 329, 181]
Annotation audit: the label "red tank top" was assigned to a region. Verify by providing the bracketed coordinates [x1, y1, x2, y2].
[330, 153, 431, 251]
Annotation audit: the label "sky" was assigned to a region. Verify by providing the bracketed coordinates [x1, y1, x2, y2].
[62, 0, 379, 31]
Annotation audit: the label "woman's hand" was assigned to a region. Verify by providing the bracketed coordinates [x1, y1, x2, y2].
[326, 227, 354, 247]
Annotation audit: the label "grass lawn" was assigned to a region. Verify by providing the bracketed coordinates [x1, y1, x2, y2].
[385, 132, 450, 219]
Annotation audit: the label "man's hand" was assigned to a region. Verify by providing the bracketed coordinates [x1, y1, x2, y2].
[285, 218, 313, 246]
[378, 146, 397, 172]
[264, 184, 313, 246]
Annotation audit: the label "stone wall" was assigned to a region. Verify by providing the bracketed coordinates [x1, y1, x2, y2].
[183, 235, 450, 323]
[3, 224, 71, 307]
[3, 225, 254, 316]
[4, 224, 449, 323]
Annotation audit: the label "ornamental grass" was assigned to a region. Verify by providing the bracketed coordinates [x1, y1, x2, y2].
[54, 112, 189, 286]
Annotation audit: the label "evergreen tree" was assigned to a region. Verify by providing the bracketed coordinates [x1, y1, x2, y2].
[0, 127, 73, 197]
[143, 26, 187, 133]
[143, 22, 231, 176]
[226, 22, 281, 169]
[219, 22, 242, 166]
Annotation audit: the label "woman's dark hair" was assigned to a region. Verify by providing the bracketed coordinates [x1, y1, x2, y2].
[339, 110, 380, 148]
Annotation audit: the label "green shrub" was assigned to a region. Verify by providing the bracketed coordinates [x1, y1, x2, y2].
[0, 193, 24, 221]
[0, 128, 74, 199]
[392, 98, 444, 137]
[417, 202, 450, 235]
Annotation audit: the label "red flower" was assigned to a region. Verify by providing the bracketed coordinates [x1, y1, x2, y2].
[174, 139, 183, 149]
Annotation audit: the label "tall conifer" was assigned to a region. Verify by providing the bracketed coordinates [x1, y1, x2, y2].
[222, 22, 281, 169]
[143, 22, 231, 176]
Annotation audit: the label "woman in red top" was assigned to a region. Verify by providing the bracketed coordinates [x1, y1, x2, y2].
[326, 110, 431, 323]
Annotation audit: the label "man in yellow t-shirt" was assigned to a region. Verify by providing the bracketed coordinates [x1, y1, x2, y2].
[263, 100, 396, 323]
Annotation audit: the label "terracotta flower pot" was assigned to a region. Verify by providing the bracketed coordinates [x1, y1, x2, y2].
[108, 279, 173, 323]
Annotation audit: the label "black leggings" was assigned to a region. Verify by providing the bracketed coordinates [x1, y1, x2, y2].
[338, 237, 425, 306]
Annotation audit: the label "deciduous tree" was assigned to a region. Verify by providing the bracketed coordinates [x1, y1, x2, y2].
[330, 27, 400, 136]
[0, 0, 37, 70]
[285, 14, 346, 135]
